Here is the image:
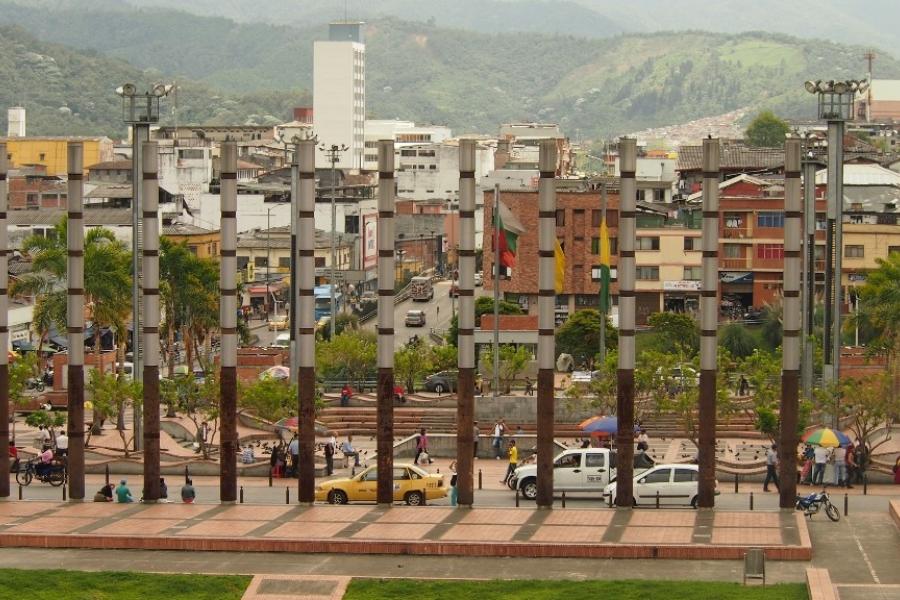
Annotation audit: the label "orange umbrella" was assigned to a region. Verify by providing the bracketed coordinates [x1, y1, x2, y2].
[578, 415, 604, 429]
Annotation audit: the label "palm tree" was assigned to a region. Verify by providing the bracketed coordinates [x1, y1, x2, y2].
[856, 252, 900, 396]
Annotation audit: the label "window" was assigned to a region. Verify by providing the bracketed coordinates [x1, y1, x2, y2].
[683, 266, 702, 280]
[363, 469, 378, 481]
[554, 454, 581, 469]
[592, 237, 618, 255]
[673, 468, 698, 482]
[757, 211, 785, 228]
[39, 153, 46, 161]
[400, 149, 416, 157]
[756, 244, 783, 260]
[187, 245, 198, 256]
[585, 454, 605, 468]
[556, 210, 566, 226]
[591, 210, 602, 227]
[636, 266, 659, 280]
[636, 236, 660, 251]
[684, 237, 699, 251]
[428, 165, 437, 170]
[844, 245, 864, 258]
[278, 256, 291, 268]
[314, 257, 325, 268]
[254, 256, 267, 268]
[641, 468, 671, 484]
[889, 246, 900, 255]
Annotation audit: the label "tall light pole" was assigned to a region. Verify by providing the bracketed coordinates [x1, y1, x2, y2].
[804, 78, 867, 413]
[266, 206, 273, 321]
[319, 143, 348, 340]
[117, 82, 173, 451]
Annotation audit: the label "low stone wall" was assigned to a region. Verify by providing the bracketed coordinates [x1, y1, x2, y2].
[474, 395, 594, 423]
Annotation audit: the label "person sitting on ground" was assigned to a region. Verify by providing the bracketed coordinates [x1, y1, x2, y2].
[93, 483, 114, 502]
[181, 478, 196, 504]
[159, 477, 169, 502]
[115, 479, 133, 503]
[241, 445, 255, 464]
[636, 429, 649, 452]
[341, 436, 361, 467]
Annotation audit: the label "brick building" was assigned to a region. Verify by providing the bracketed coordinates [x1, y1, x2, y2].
[8, 166, 66, 210]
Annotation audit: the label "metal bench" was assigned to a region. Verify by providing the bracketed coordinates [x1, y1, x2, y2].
[743, 548, 766, 586]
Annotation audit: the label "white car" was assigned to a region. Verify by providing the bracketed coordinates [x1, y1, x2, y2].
[511, 448, 615, 500]
[603, 463, 716, 508]
[474, 272, 484, 286]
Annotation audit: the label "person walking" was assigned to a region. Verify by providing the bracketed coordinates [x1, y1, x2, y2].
[845, 443, 857, 489]
[181, 478, 196, 503]
[115, 479, 133, 503]
[893, 457, 900, 485]
[55, 430, 68, 457]
[812, 445, 829, 485]
[524, 377, 534, 396]
[288, 435, 299, 477]
[832, 443, 847, 487]
[414, 428, 432, 465]
[324, 436, 335, 475]
[800, 444, 815, 484]
[738, 375, 749, 396]
[449, 460, 458, 506]
[854, 443, 869, 485]
[37, 425, 51, 451]
[763, 443, 780, 492]
[501, 440, 518, 486]
[472, 421, 480, 459]
[492, 420, 504, 460]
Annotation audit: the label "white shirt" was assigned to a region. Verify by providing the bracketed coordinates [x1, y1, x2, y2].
[493, 424, 502, 437]
[766, 448, 777, 465]
[638, 433, 649, 445]
[38, 429, 50, 443]
[813, 446, 830, 464]
[833, 447, 846, 463]
[56, 433, 68, 450]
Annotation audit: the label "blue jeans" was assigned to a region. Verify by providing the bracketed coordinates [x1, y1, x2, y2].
[493, 437, 503, 458]
[833, 463, 846, 486]
[449, 485, 458, 506]
[812, 463, 826, 485]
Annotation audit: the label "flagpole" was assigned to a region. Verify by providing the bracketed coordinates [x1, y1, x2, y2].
[599, 182, 607, 366]
[493, 183, 500, 399]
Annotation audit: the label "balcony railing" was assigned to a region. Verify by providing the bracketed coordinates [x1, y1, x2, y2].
[723, 227, 750, 240]
[721, 258, 750, 269]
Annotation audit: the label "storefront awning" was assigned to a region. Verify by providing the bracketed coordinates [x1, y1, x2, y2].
[720, 272, 753, 284]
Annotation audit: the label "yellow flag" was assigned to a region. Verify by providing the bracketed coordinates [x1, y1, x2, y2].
[554, 238, 565, 294]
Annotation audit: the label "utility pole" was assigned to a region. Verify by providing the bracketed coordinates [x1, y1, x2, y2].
[319, 143, 349, 340]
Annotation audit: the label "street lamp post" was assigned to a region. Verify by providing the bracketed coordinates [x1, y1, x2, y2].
[319, 144, 349, 340]
[266, 207, 273, 321]
[804, 78, 867, 416]
[117, 82, 173, 451]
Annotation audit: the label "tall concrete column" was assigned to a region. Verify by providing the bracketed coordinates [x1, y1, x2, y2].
[698, 138, 720, 508]
[219, 141, 238, 502]
[802, 157, 817, 401]
[67, 143, 86, 500]
[456, 139, 476, 507]
[297, 140, 317, 504]
[536, 139, 557, 508]
[0, 146, 8, 498]
[826, 120, 845, 394]
[615, 137, 637, 508]
[376, 140, 396, 506]
[779, 139, 802, 508]
[141, 141, 161, 502]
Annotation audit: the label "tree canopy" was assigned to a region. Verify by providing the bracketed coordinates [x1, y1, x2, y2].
[744, 110, 790, 147]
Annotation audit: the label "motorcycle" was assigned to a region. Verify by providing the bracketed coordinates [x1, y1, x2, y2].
[25, 377, 45, 392]
[795, 488, 840, 521]
[15, 458, 67, 487]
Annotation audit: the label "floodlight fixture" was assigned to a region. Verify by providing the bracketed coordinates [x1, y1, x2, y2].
[804, 80, 818, 94]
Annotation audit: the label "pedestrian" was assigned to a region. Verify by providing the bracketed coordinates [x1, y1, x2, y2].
[93, 483, 114, 502]
[763, 443, 780, 492]
[37, 425, 51, 451]
[800, 444, 814, 484]
[524, 376, 534, 396]
[854, 443, 869, 485]
[288, 435, 299, 477]
[55, 429, 68, 457]
[501, 440, 518, 486]
[894, 457, 900, 485]
[492, 420, 504, 460]
[738, 375, 749, 396]
[636, 429, 649, 452]
[340, 384, 352, 407]
[812, 445, 829, 485]
[449, 460, 458, 506]
[115, 479, 133, 503]
[270, 443, 281, 478]
[415, 428, 432, 465]
[242, 445, 255, 464]
[159, 477, 169, 502]
[324, 436, 335, 475]
[472, 421, 479, 459]
[181, 478, 196, 503]
[832, 443, 847, 487]
[845, 443, 857, 489]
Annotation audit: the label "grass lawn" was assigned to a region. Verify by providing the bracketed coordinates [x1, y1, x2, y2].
[0, 569, 250, 600]
[345, 579, 808, 600]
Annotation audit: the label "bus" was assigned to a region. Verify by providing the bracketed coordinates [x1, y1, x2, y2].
[314, 285, 343, 320]
[409, 276, 434, 302]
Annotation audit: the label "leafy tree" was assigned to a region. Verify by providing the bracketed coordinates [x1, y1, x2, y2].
[429, 345, 458, 373]
[317, 312, 360, 342]
[587, 350, 618, 416]
[646, 312, 699, 357]
[480, 344, 530, 394]
[760, 300, 783, 351]
[238, 377, 297, 423]
[719, 323, 757, 359]
[855, 252, 900, 397]
[395, 340, 430, 393]
[814, 373, 898, 452]
[447, 297, 523, 346]
[161, 372, 219, 459]
[744, 110, 790, 147]
[316, 330, 377, 389]
[555, 309, 617, 368]
[24, 410, 66, 437]
[86, 369, 142, 456]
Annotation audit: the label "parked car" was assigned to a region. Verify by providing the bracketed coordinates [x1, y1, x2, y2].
[511, 448, 617, 501]
[272, 333, 290, 348]
[424, 370, 458, 394]
[405, 309, 427, 327]
[315, 463, 446, 505]
[474, 272, 484, 287]
[603, 463, 716, 508]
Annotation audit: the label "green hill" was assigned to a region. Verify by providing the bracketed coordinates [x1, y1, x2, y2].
[0, 1, 898, 138]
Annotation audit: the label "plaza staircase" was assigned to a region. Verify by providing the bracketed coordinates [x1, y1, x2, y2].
[318, 406, 458, 438]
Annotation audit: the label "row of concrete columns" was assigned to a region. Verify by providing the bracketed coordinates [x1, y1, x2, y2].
[0, 137, 807, 509]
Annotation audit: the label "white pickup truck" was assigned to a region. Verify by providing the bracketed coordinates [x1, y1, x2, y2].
[510, 448, 617, 501]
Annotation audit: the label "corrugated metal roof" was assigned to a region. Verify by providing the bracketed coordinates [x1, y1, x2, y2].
[871, 79, 900, 102]
[7, 208, 132, 226]
[678, 145, 784, 172]
[815, 163, 900, 186]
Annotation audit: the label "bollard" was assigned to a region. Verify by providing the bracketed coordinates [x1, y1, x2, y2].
[105, 464, 110, 486]
[240, 486, 244, 504]
[561, 491, 566, 508]
[268, 468, 273, 488]
[478, 469, 482, 490]
[863, 474, 868, 496]
[844, 493, 848, 517]
[655, 490, 660, 509]
[422, 490, 427, 506]
[351, 466, 356, 477]
[62, 484, 66, 501]
[18, 485, 22, 500]
[608, 492, 613, 508]
[734, 473, 738, 494]
[285, 486, 290, 504]
[749, 492, 754, 511]
[184, 465, 189, 484]
[515, 488, 520, 508]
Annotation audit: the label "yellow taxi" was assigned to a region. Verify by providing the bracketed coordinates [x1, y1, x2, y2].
[267, 316, 289, 331]
[315, 463, 446, 505]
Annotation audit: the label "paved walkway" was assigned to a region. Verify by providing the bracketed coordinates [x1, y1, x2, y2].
[0, 500, 810, 561]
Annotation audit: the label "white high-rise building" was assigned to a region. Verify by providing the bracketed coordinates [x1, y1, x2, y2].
[7, 107, 25, 138]
[313, 22, 365, 170]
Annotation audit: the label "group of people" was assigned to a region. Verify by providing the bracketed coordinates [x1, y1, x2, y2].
[269, 434, 363, 479]
[95, 477, 196, 504]
[800, 442, 869, 488]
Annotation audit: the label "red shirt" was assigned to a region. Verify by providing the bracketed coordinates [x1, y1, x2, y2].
[8, 446, 16, 458]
